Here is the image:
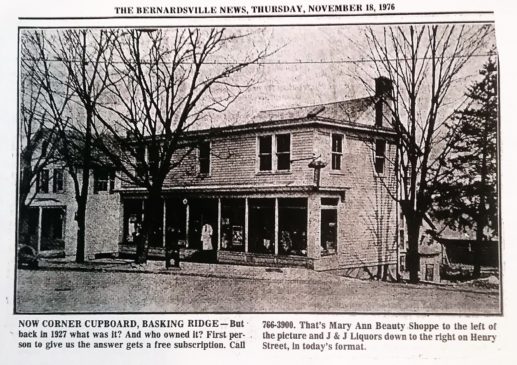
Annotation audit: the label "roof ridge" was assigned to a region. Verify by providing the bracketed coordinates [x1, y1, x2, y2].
[259, 95, 373, 113]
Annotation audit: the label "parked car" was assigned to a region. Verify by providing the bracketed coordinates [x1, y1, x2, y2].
[18, 244, 39, 269]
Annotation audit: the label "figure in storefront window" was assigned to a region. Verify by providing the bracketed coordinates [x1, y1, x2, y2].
[261, 227, 274, 253]
[280, 230, 292, 255]
[221, 231, 230, 249]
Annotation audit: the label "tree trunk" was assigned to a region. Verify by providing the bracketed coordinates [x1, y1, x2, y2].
[473, 100, 490, 279]
[406, 220, 421, 283]
[75, 109, 93, 263]
[76, 198, 87, 263]
[473, 225, 482, 279]
[135, 185, 163, 264]
[18, 155, 33, 244]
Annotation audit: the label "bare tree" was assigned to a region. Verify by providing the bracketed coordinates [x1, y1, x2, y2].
[93, 28, 269, 263]
[21, 29, 114, 262]
[350, 24, 494, 282]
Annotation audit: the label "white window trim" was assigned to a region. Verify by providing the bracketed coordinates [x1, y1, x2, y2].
[374, 139, 387, 176]
[256, 133, 292, 174]
[330, 133, 344, 171]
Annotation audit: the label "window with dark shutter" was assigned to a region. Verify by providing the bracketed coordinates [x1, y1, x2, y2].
[199, 142, 210, 175]
[276, 134, 291, 171]
[258, 135, 272, 171]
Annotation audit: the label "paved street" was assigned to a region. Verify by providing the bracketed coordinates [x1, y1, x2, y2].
[15, 268, 500, 314]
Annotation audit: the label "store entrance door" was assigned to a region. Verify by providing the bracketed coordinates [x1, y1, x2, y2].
[187, 198, 218, 262]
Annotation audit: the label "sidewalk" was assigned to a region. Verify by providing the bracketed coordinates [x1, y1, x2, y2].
[37, 257, 345, 283]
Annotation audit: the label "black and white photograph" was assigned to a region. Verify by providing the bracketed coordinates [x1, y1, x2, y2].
[15, 22, 500, 314]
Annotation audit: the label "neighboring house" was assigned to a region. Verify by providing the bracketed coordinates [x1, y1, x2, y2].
[19, 134, 120, 259]
[434, 226, 499, 268]
[20, 77, 399, 276]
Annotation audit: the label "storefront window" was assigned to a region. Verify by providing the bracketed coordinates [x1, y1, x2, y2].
[321, 197, 338, 255]
[278, 198, 307, 256]
[248, 199, 275, 254]
[165, 199, 187, 247]
[220, 199, 246, 252]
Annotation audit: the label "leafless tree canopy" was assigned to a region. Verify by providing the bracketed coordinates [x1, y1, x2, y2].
[20, 27, 270, 262]
[349, 24, 494, 282]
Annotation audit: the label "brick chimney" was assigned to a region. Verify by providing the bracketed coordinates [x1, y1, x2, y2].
[375, 76, 393, 97]
[375, 76, 393, 127]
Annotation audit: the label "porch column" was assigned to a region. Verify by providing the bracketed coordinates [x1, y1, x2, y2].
[274, 198, 279, 256]
[185, 202, 190, 248]
[37, 207, 43, 253]
[307, 193, 321, 259]
[162, 200, 167, 247]
[244, 198, 249, 253]
[217, 198, 222, 250]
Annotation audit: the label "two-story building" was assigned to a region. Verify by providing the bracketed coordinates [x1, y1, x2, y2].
[117, 76, 399, 275]
[21, 77, 399, 277]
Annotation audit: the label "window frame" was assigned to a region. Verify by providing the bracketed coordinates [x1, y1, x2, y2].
[93, 168, 115, 194]
[198, 141, 211, 176]
[52, 168, 64, 193]
[374, 139, 386, 175]
[331, 134, 344, 171]
[37, 169, 50, 193]
[275, 133, 291, 172]
[257, 135, 273, 172]
[257, 133, 292, 173]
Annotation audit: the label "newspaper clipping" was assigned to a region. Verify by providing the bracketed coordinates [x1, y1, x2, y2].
[1, 0, 514, 364]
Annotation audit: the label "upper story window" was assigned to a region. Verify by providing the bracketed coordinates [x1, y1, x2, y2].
[258, 135, 272, 171]
[276, 134, 291, 171]
[258, 134, 291, 172]
[53, 168, 64, 193]
[331, 134, 343, 170]
[199, 141, 211, 175]
[94, 168, 115, 194]
[375, 140, 386, 175]
[37, 169, 49, 193]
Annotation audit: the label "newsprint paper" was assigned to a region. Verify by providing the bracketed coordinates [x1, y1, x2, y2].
[1, 0, 516, 364]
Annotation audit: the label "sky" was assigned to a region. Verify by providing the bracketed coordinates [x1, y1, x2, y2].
[198, 24, 497, 128]
[19, 24, 497, 131]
